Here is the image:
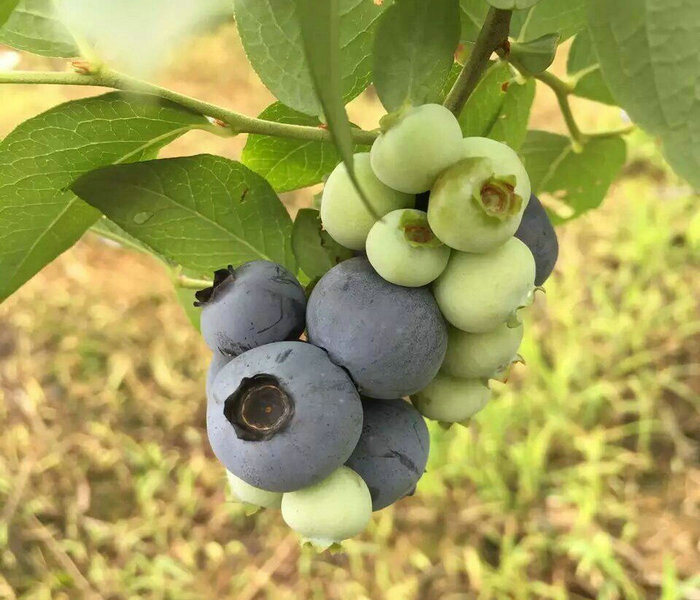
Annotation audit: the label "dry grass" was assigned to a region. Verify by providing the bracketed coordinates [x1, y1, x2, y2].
[0, 24, 699, 600]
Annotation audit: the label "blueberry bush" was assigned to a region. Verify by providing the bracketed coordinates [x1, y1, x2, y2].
[0, 0, 697, 551]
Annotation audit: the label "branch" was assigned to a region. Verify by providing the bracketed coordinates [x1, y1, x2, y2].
[443, 8, 512, 116]
[0, 68, 379, 145]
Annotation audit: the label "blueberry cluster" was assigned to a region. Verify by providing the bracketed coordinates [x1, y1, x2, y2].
[200, 104, 557, 549]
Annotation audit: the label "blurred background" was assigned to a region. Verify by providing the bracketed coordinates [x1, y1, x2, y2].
[0, 20, 699, 600]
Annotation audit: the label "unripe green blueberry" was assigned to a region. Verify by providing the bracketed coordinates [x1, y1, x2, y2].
[370, 104, 464, 194]
[281, 466, 372, 549]
[428, 137, 531, 253]
[226, 470, 282, 510]
[321, 153, 414, 250]
[365, 209, 451, 287]
[433, 237, 536, 333]
[442, 322, 524, 379]
[411, 374, 490, 423]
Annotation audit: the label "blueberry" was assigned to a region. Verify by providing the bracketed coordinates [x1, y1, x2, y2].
[281, 466, 372, 549]
[411, 374, 491, 423]
[346, 398, 430, 511]
[514, 194, 559, 285]
[208, 342, 362, 492]
[226, 470, 282, 510]
[195, 261, 307, 357]
[206, 352, 231, 399]
[306, 257, 448, 399]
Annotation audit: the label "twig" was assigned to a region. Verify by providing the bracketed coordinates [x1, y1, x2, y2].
[443, 8, 513, 116]
[0, 68, 378, 145]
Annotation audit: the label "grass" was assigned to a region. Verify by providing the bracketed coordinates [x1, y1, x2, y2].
[1, 26, 699, 600]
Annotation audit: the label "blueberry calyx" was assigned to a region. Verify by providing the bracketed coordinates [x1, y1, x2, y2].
[223, 374, 294, 441]
[476, 175, 523, 220]
[193, 265, 236, 307]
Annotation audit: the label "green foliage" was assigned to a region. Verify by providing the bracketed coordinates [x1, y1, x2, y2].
[71, 155, 296, 273]
[241, 103, 344, 193]
[521, 130, 626, 221]
[588, 0, 700, 188]
[459, 0, 490, 42]
[0, 0, 77, 56]
[567, 30, 615, 105]
[234, 0, 387, 116]
[292, 208, 354, 281]
[488, 0, 541, 8]
[459, 62, 535, 150]
[510, 0, 586, 42]
[0, 93, 209, 302]
[509, 33, 558, 74]
[372, 0, 460, 111]
[0, 0, 18, 27]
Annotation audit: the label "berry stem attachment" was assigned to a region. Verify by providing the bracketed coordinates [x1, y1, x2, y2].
[443, 8, 513, 116]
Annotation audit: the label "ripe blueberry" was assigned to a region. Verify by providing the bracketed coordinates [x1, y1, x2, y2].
[306, 257, 448, 399]
[515, 194, 559, 285]
[195, 261, 306, 358]
[346, 398, 430, 511]
[208, 342, 362, 492]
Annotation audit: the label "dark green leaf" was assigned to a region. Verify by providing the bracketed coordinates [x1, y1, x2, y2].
[241, 103, 343, 193]
[509, 33, 559, 74]
[588, 0, 700, 188]
[0, 93, 208, 302]
[439, 62, 463, 103]
[0, 0, 78, 57]
[459, 62, 535, 150]
[510, 0, 585, 42]
[459, 0, 489, 43]
[71, 155, 296, 273]
[0, 0, 19, 27]
[373, 0, 460, 111]
[520, 130, 626, 221]
[567, 30, 615, 106]
[234, 0, 388, 116]
[292, 208, 353, 281]
[90, 217, 163, 257]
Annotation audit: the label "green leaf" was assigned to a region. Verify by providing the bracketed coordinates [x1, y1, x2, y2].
[520, 130, 626, 221]
[373, 0, 460, 111]
[294, 0, 372, 215]
[567, 30, 615, 106]
[587, 0, 700, 188]
[0, 0, 78, 57]
[510, 0, 585, 42]
[71, 155, 296, 273]
[459, 0, 489, 43]
[487, 0, 541, 8]
[241, 102, 343, 193]
[0, 93, 208, 302]
[459, 62, 535, 150]
[292, 208, 353, 281]
[234, 0, 388, 116]
[0, 0, 19, 27]
[509, 33, 559, 74]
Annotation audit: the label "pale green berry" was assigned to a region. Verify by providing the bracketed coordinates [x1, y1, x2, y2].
[365, 209, 451, 287]
[370, 104, 464, 194]
[428, 137, 531, 253]
[226, 471, 282, 510]
[321, 153, 414, 251]
[411, 374, 491, 422]
[433, 237, 536, 333]
[281, 466, 372, 549]
[442, 322, 524, 379]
